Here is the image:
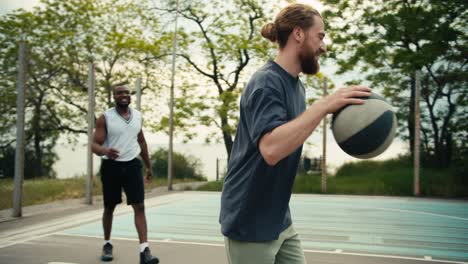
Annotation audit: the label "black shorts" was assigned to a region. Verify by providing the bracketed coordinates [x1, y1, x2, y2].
[100, 158, 144, 208]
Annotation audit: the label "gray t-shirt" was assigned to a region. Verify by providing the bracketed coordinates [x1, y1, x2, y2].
[220, 60, 306, 242]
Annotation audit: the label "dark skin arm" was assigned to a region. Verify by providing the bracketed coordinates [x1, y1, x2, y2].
[92, 115, 120, 159]
[138, 129, 152, 183]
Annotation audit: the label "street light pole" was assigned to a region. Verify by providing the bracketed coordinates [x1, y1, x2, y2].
[168, 0, 180, 191]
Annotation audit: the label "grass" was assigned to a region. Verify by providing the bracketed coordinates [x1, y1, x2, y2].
[1, 157, 466, 210]
[197, 180, 224, 192]
[0, 176, 204, 210]
[197, 157, 468, 198]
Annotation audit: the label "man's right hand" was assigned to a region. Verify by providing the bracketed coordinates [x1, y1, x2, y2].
[103, 148, 120, 159]
[320, 85, 372, 114]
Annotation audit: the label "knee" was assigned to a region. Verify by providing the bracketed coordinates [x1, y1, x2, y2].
[133, 203, 145, 214]
[104, 205, 116, 216]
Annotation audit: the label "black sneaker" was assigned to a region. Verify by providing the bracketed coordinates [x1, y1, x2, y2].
[140, 247, 159, 264]
[101, 243, 113, 262]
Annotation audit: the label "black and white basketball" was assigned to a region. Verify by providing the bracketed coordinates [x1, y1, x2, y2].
[331, 93, 397, 159]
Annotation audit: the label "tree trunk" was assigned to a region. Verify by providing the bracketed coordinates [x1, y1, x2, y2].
[32, 96, 44, 179]
[34, 129, 43, 178]
[434, 132, 452, 168]
[107, 84, 112, 107]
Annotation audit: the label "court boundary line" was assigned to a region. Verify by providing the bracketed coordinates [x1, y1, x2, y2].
[55, 233, 468, 264]
[0, 193, 190, 249]
[373, 207, 468, 221]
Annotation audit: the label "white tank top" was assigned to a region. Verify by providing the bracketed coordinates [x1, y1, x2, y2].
[102, 107, 142, 161]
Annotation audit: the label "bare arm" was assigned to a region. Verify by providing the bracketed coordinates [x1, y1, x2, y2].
[92, 115, 119, 159]
[259, 85, 371, 166]
[138, 129, 152, 180]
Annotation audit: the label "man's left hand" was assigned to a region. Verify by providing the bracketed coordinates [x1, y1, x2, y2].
[145, 169, 153, 184]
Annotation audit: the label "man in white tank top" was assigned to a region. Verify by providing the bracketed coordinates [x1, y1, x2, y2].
[92, 85, 159, 264]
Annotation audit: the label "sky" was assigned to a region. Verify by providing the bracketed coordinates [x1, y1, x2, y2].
[0, 0, 39, 15]
[0, 0, 324, 18]
[1, 0, 407, 179]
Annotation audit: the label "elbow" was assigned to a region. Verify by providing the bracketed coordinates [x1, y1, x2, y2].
[91, 144, 100, 155]
[260, 145, 280, 166]
[264, 155, 279, 166]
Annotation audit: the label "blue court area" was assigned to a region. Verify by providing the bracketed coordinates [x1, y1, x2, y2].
[63, 192, 468, 262]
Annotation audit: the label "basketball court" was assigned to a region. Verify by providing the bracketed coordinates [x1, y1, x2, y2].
[0, 192, 467, 264]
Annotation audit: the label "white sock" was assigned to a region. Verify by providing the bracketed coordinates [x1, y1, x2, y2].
[104, 240, 112, 245]
[140, 242, 149, 253]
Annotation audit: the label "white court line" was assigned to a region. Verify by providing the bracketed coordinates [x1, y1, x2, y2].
[55, 232, 225, 248]
[56, 233, 468, 264]
[0, 233, 55, 249]
[291, 193, 468, 221]
[302, 248, 468, 264]
[0, 193, 190, 249]
[374, 207, 468, 221]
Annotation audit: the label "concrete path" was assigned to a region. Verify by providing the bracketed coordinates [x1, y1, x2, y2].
[1, 188, 467, 264]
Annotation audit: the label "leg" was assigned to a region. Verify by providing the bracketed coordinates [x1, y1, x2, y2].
[133, 203, 159, 264]
[132, 203, 148, 243]
[123, 159, 158, 263]
[123, 159, 146, 242]
[99, 159, 123, 262]
[103, 204, 117, 240]
[100, 159, 123, 241]
[224, 236, 281, 264]
[101, 205, 116, 262]
[275, 226, 306, 264]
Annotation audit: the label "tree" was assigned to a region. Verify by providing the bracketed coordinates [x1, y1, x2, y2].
[156, 0, 271, 159]
[322, 0, 468, 168]
[0, 9, 63, 177]
[0, 0, 168, 177]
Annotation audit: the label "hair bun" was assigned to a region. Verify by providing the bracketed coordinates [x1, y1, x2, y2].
[261, 22, 278, 43]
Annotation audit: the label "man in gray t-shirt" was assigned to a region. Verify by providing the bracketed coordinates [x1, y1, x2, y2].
[220, 4, 371, 264]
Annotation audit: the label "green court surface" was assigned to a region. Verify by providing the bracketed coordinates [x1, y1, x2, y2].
[63, 192, 468, 262]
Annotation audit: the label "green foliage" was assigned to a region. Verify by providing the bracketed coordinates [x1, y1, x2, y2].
[196, 180, 224, 192]
[153, 0, 272, 157]
[197, 157, 467, 198]
[0, 145, 57, 179]
[0, 177, 88, 210]
[0, 176, 200, 210]
[322, 0, 468, 168]
[329, 156, 467, 197]
[0, 0, 171, 176]
[150, 148, 206, 181]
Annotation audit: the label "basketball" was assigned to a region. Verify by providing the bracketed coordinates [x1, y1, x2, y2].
[331, 93, 397, 159]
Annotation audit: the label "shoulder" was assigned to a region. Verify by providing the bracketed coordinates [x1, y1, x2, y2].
[244, 67, 284, 98]
[253, 64, 283, 86]
[95, 114, 106, 127]
[103, 107, 115, 117]
[132, 108, 142, 119]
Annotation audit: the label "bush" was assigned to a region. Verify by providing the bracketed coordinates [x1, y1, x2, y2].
[0, 145, 57, 179]
[333, 155, 467, 197]
[197, 180, 224, 191]
[150, 148, 205, 181]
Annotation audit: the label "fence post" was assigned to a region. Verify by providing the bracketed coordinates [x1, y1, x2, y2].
[321, 78, 328, 193]
[135, 77, 142, 111]
[12, 39, 27, 217]
[86, 63, 95, 205]
[168, 0, 180, 191]
[216, 158, 219, 181]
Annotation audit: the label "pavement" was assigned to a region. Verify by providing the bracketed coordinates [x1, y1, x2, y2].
[0, 182, 467, 264]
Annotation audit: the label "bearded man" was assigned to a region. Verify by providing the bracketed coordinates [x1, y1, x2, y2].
[219, 4, 371, 264]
